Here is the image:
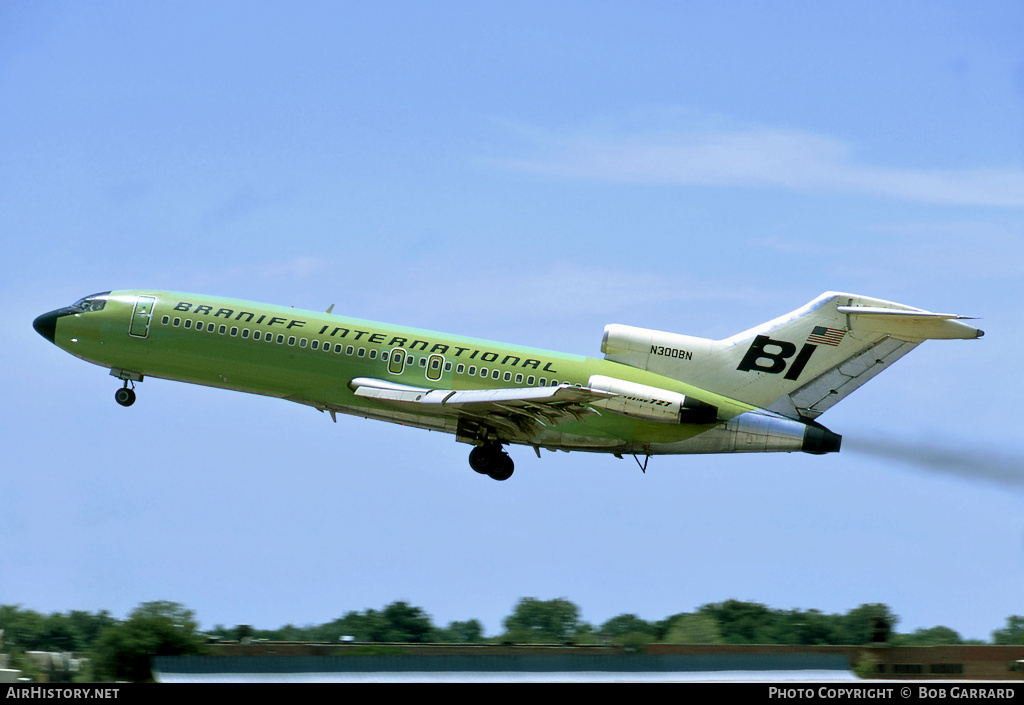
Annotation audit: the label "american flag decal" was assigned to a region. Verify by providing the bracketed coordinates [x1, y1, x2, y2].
[808, 326, 846, 346]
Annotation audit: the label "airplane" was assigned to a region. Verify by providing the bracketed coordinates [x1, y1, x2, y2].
[33, 290, 982, 480]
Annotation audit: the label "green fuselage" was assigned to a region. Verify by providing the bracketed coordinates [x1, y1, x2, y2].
[36, 290, 808, 458]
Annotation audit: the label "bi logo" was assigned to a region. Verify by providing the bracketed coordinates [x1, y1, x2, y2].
[736, 335, 818, 381]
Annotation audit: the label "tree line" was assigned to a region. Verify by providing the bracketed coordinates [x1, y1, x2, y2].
[2, 599, 1023, 682]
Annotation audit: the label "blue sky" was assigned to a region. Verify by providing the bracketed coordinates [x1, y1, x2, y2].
[3, 1, 1023, 641]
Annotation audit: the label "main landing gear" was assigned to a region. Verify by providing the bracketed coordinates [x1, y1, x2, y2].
[114, 381, 136, 407]
[468, 442, 514, 481]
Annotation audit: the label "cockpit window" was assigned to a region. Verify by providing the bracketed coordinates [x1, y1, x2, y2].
[71, 292, 111, 313]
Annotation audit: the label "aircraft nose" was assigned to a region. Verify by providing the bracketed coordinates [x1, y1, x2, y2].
[33, 310, 62, 343]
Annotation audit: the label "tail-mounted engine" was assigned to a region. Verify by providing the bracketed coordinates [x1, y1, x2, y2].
[588, 375, 717, 424]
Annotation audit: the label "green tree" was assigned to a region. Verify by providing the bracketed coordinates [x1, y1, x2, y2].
[379, 601, 435, 643]
[38, 615, 77, 653]
[895, 626, 963, 646]
[438, 619, 485, 643]
[598, 613, 656, 651]
[772, 609, 841, 645]
[93, 601, 206, 682]
[599, 614, 655, 640]
[310, 602, 436, 643]
[993, 616, 1024, 645]
[662, 613, 724, 644]
[839, 604, 897, 644]
[65, 610, 117, 652]
[245, 622, 314, 641]
[697, 600, 777, 644]
[310, 610, 384, 642]
[0, 605, 45, 651]
[502, 598, 583, 643]
[853, 652, 882, 679]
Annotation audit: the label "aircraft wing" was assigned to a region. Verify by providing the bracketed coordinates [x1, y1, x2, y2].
[347, 376, 616, 432]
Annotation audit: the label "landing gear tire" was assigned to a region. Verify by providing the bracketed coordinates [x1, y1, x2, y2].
[468, 443, 515, 481]
[114, 386, 136, 407]
[488, 453, 514, 481]
[469, 446, 493, 475]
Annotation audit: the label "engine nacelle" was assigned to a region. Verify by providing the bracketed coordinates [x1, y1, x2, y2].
[601, 323, 720, 383]
[587, 375, 717, 424]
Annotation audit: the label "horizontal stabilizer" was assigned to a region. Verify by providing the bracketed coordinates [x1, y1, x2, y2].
[835, 305, 983, 341]
[835, 306, 974, 319]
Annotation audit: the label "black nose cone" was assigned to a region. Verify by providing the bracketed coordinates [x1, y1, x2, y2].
[33, 310, 60, 343]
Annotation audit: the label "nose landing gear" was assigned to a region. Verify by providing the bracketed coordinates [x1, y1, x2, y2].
[114, 381, 136, 407]
[468, 442, 514, 481]
[110, 368, 143, 407]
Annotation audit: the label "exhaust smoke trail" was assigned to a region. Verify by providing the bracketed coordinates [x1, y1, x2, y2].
[845, 437, 1024, 493]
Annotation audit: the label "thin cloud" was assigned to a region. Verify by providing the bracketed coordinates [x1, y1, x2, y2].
[499, 123, 1024, 208]
[351, 262, 770, 323]
[171, 256, 334, 294]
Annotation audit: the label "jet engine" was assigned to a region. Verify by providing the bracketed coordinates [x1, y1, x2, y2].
[587, 375, 717, 424]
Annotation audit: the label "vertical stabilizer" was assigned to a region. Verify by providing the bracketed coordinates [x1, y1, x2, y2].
[602, 293, 982, 420]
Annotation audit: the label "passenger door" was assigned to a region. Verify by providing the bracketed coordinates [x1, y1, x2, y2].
[128, 296, 157, 338]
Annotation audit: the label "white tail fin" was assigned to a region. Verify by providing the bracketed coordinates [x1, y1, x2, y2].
[602, 292, 983, 420]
